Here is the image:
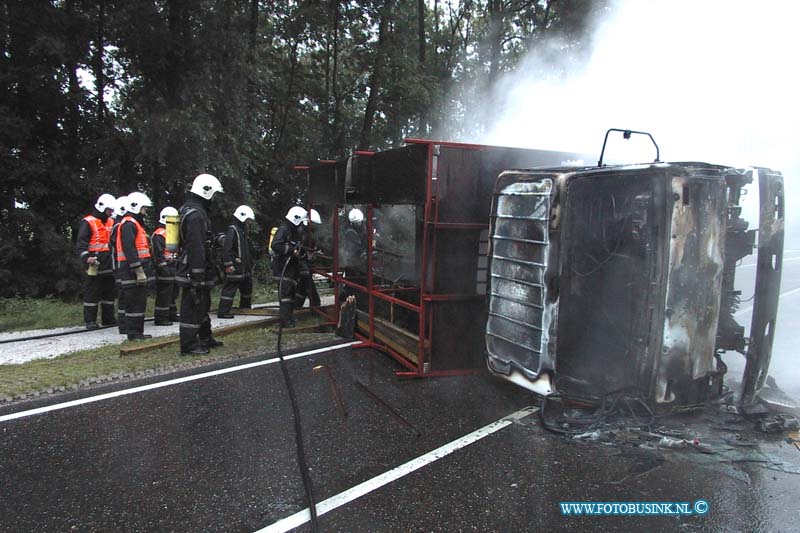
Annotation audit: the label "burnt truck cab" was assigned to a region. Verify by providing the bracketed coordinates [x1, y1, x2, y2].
[485, 162, 784, 407]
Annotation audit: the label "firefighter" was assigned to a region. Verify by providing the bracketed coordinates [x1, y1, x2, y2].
[116, 192, 156, 340]
[294, 208, 322, 309]
[76, 193, 117, 330]
[176, 173, 225, 355]
[343, 208, 367, 268]
[151, 206, 180, 325]
[109, 196, 128, 333]
[271, 206, 307, 327]
[217, 205, 255, 319]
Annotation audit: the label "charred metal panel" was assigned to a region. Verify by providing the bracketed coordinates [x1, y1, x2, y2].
[741, 168, 785, 405]
[372, 205, 422, 285]
[308, 161, 345, 205]
[345, 154, 375, 202]
[486, 176, 555, 396]
[656, 169, 727, 404]
[435, 146, 576, 226]
[370, 144, 429, 204]
[556, 169, 665, 398]
[717, 169, 756, 352]
[432, 301, 486, 370]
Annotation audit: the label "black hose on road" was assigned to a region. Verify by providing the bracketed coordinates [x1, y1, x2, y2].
[274, 254, 320, 532]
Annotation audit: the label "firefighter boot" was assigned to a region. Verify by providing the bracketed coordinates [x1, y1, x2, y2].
[279, 301, 295, 328]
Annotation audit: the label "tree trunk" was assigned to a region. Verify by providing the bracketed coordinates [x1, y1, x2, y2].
[417, 0, 426, 64]
[64, 0, 80, 158]
[94, 0, 106, 124]
[416, 0, 428, 135]
[0, 0, 6, 58]
[272, 39, 299, 156]
[249, 0, 258, 51]
[358, 0, 394, 150]
[166, 0, 187, 107]
[487, 0, 504, 89]
[330, 0, 343, 155]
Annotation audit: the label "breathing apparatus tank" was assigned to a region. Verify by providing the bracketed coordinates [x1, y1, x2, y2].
[165, 214, 181, 253]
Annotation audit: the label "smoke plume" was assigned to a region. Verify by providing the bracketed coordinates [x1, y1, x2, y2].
[477, 0, 800, 396]
[481, 0, 800, 247]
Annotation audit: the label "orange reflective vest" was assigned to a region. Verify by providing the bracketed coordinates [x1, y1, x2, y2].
[152, 227, 176, 261]
[83, 215, 110, 253]
[115, 215, 152, 262]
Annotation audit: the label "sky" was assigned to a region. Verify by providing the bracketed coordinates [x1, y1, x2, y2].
[480, 0, 800, 247]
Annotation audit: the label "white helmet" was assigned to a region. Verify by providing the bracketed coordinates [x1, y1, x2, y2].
[127, 192, 153, 215]
[190, 173, 224, 200]
[159, 206, 179, 225]
[234, 205, 255, 223]
[95, 193, 116, 213]
[286, 206, 308, 226]
[308, 208, 321, 225]
[114, 196, 128, 217]
[348, 208, 364, 224]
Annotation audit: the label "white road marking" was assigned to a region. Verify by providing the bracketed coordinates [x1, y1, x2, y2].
[0, 342, 359, 423]
[737, 256, 800, 269]
[735, 286, 800, 317]
[255, 406, 538, 533]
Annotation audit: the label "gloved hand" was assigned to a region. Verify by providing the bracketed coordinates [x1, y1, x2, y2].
[86, 256, 99, 266]
[134, 266, 147, 285]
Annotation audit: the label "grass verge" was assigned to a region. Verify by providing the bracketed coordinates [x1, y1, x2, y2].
[0, 285, 283, 333]
[0, 317, 336, 401]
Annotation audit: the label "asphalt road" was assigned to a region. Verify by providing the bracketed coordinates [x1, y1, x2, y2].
[1, 254, 798, 532]
[726, 249, 800, 399]
[2, 340, 799, 532]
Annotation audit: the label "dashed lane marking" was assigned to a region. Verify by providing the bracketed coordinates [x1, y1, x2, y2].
[255, 406, 538, 533]
[737, 256, 800, 269]
[735, 286, 800, 317]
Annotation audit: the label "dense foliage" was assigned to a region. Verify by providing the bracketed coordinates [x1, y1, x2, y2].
[0, 0, 604, 298]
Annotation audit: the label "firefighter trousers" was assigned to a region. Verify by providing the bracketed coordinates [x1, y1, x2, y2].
[83, 273, 116, 325]
[179, 286, 212, 352]
[115, 278, 127, 333]
[218, 275, 253, 316]
[294, 272, 321, 309]
[278, 266, 299, 327]
[123, 284, 148, 337]
[154, 280, 179, 323]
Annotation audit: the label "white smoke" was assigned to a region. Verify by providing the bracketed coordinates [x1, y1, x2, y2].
[478, 0, 800, 396]
[482, 0, 800, 247]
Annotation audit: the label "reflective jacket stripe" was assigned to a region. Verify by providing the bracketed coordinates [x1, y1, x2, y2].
[116, 216, 152, 262]
[84, 215, 110, 252]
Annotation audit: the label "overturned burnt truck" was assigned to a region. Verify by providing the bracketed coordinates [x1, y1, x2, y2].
[486, 129, 785, 409]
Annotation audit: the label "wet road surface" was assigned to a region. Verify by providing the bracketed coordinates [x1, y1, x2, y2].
[2, 341, 799, 532]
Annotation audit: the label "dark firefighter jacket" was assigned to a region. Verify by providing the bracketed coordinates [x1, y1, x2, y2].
[176, 194, 217, 288]
[222, 220, 253, 279]
[115, 213, 155, 285]
[76, 208, 113, 273]
[297, 224, 317, 276]
[270, 221, 301, 276]
[151, 226, 177, 280]
[343, 224, 367, 266]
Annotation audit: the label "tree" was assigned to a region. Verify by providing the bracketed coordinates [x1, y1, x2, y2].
[0, 0, 605, 299]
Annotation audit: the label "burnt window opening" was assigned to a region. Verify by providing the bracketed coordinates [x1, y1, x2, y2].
[556, 173, 657, 396]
